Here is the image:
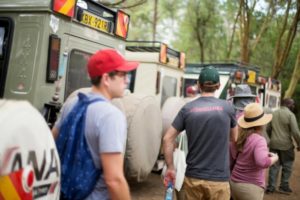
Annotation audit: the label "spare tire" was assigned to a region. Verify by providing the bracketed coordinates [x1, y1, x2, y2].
[161, 97, 186, 134]
[0, 100, 60, 199]
[65, 87, 91, 103]
[112, 94, 163, 182]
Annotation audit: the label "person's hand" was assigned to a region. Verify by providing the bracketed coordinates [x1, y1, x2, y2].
[268, 152, 278, 165]
[163, 167, 176, 188]
[268, 152, 276, 157]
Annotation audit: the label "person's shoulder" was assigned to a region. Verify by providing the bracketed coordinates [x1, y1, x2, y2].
[92, 100, 124, 117]
[213, 97, 231, 104]
[215, 98, 234, 110]
[250, 133, 267, 144]
[278, 106, 294, 116]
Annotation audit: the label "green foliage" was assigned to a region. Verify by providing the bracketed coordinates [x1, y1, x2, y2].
[172, 0, 225, 62]
[125, 0, 300, 102]
[125, 1, 153, 40]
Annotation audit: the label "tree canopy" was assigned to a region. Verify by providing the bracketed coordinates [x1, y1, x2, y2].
[102, 0, 300, 111]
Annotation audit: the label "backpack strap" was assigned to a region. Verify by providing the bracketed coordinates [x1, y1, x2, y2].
[56, 93, 104, 155]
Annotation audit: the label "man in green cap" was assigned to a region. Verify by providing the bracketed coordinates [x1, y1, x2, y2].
[163, 66, 238, 199]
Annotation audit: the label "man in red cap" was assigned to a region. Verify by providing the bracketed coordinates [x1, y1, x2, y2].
[52, 49, 138, 200]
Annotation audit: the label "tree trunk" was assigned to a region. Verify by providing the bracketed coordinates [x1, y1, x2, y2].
[272, 0, 300, 79]
[152, 0, 158, 42]
[195, 25, 205, 62]
[227, 3, 241, 59]
[239, 0, 253, 63]
[251, 0, 275, 51]
[284, 49, 300, 98]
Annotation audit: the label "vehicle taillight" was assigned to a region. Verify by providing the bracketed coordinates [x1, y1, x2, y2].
[159, 43, 167, 64]
[46, 34, 61, 83]
[115, 10, 130, 39]
[179, 53, 185, 69]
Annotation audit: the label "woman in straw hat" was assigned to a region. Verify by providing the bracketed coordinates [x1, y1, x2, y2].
[230, 103, 278, 200]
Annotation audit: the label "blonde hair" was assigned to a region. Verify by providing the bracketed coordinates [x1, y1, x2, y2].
[236, 126, 263, 152]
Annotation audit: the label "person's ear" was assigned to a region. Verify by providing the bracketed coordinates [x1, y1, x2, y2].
[101, 73, 111, 86]
[216, 83, 220, 90]
[197, 81, 201, 89]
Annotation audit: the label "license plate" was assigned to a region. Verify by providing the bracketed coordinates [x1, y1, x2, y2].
[80, 11, 110, 33]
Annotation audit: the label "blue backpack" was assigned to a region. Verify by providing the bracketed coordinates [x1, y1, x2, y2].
[56, 93, 103, 200]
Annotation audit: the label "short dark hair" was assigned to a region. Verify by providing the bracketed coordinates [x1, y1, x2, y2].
[282, 98, 295, 110]
[90, 71, 118, 86]
[199, 83, 219, 93]
[90, 76, 102, 86]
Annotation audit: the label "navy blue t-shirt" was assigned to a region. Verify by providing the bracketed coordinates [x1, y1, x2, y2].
[172, 96, 236, 181]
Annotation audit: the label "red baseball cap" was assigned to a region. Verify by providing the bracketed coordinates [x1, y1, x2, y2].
[186, 85, 197, 94]
[87, 49, 139, 78]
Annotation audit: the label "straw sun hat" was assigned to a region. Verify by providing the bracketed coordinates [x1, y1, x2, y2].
[238, 103, 272, 128]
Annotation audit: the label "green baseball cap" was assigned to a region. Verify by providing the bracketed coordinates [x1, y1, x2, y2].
[198, 66, 220, 84]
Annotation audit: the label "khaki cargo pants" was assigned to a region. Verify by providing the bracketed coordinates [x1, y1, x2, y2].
[183, 177, 230, 200]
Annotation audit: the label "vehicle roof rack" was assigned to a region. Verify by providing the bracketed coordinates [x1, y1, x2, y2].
[126, 41, 162, 52]
[186, 61, 260, 74]
[126, 40, 182, 58]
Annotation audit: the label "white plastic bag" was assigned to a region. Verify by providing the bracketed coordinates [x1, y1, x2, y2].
[162, 132, 187, 191]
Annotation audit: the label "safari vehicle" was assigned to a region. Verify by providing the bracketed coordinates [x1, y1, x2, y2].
[125, 41, 185, 106]
[0, 0, 130, 126]
[123, 41, 186, 174]
[183, 62, 281, 110]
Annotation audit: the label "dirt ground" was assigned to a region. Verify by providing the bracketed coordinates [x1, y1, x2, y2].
[130, 152, 300, 200]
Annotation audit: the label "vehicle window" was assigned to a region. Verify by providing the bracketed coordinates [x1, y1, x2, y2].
[249, 85, 257, 95]
[0, 18, 13, 98]
[268, 95, 278, 109]
[127, 70, 136, 93]
[183, 78, 198, 97]
[0, 27, 4, 57]
[65, 50, 92, 99]
[161, 76, 177, 106]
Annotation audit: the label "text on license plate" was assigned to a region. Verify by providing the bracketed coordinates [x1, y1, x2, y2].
[81, 12, 110, 33]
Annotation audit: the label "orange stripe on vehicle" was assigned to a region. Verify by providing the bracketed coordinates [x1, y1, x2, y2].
[0, 176, 21, 200]
[53, 0, 66, 11]
[59, 0, 75, 16]
[0, 192, 5, 200]
[116, 13, 128, 38]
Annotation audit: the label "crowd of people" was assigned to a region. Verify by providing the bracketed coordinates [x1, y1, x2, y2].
[163, 67, 300, 200]
[1, 49, 300, 200]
